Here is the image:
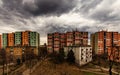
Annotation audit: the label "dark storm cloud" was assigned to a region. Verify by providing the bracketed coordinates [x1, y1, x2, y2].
[0, 0, 77, 26]
[24, 0, 77, 16]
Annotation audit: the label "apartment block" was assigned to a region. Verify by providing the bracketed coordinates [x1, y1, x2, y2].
[8, 33, 14, 46]
[91, 31, 120, 55]
[2, 33, 8, 48]
[64, 46, 92, 66]
[47, 31, 88, 53]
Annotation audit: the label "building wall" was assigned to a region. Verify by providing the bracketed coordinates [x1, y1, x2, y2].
[106, 32, 112, 47]
[53, 32, 60, 52]
[47, 33, 53, 53]
[94, 32, 98, 54]
[30, 32, 39, 47]
[8, 33, 14, 46]
[15, 32, 22, 46]
[82, 32, 88, 45]
[2, 33, 8, 48]
[66, 32, 73, 46]
[74, 31, 80, 46]
[112, 32, 119, 46]
[60, 33, 66, 48]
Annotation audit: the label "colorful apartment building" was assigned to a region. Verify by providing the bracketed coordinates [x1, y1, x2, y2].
[1, 31, 40, 48]
[1, 30, 40, 57]
[47, 31, 88, 53]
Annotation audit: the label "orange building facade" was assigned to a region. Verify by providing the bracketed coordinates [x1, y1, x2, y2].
[8, 33, 14, 46]
[22, 31, 30, 46]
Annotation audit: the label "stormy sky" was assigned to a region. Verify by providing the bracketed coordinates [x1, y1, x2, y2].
[0, 0, 120, 44]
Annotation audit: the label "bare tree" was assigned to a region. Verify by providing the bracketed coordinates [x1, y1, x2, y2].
[107, 45, 120, 75]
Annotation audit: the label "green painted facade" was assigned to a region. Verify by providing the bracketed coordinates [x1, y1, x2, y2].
[15, 32, 22, 46]
[30, 32, 39, 47]
[2, 33, 8, 48]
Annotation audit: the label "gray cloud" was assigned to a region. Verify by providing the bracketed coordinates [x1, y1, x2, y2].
[0, 0, 120, 44]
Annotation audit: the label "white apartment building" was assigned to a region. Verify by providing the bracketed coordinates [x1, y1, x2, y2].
[64, 46, 92, 66]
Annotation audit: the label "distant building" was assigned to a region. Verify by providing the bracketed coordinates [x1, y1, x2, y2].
[47, 31, 88, 53]
[64, 46, 92, 66]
